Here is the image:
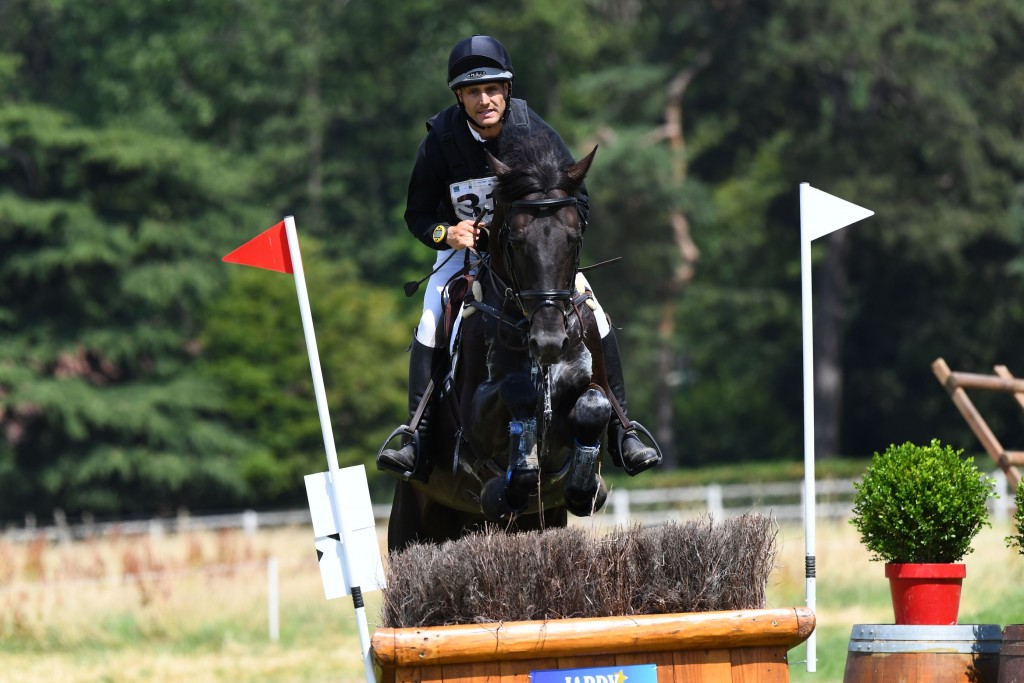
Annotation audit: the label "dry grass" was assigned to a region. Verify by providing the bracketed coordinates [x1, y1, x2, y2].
[0, 529, 269, 642]
[0, 526, 377, 683]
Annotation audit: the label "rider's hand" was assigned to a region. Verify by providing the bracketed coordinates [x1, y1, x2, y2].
[446, 219, 482, 251]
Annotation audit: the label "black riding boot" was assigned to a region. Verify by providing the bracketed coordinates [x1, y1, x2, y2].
[603, 330, 663, 476]
[377, 339, 435, 479]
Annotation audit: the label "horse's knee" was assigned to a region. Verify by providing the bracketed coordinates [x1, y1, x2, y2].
[570, 387, 612, 445]
[498, 373, 537, 417]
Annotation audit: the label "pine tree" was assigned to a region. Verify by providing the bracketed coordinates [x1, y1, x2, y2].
[0, 102, 260, 519]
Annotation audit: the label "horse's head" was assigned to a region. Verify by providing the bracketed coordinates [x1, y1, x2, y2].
[488, 140, 597, 365]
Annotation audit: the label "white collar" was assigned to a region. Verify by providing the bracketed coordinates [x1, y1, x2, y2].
[467, 120, 504, 143]
[467, 121, 488, 143]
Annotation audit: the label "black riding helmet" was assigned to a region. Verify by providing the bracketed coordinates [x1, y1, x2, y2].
[447, 35, 515, 90]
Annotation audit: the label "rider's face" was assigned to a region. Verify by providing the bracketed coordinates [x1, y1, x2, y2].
[457, 82, 508, 130]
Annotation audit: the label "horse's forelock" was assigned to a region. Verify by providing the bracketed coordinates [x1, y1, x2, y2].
[495, 135, 581, 202]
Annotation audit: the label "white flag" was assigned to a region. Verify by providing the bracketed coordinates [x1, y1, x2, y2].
[800, 183, 874, 242]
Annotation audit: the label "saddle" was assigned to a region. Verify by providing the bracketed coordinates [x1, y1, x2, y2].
[440, 271, 476, 354]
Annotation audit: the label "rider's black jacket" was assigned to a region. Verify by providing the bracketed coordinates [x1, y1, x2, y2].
[404, 98, 590, 250]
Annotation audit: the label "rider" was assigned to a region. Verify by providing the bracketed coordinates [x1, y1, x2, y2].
[377, 34, 661, 480]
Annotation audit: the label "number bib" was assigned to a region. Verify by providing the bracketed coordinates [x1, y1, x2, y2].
[449, 176, 498, 224]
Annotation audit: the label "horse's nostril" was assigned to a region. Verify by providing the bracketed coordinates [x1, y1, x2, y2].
[530, 331, 567, 365]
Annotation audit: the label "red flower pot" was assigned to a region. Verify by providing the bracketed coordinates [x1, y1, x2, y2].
[885, 563, 966, 625]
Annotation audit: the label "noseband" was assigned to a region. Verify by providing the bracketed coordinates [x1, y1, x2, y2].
[499, 195, 585, 323]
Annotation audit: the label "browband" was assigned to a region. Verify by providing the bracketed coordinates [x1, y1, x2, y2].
[508, 196, 578, 211]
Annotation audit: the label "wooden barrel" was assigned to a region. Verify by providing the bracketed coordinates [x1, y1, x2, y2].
[843, 624, 1001, 683]
[998, 624, 1024, 683]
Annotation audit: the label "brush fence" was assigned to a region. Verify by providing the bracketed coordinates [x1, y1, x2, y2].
[372, 607, 814, 683]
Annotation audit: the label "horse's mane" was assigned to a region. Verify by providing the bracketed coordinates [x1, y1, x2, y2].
[494, 134, 582, 202]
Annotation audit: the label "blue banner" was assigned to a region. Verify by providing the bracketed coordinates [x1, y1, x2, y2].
[530, 663, 657, 683]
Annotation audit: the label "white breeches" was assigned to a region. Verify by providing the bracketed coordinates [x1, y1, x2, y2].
[415, 250, 469, 347]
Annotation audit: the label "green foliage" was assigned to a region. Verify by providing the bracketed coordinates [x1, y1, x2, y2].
[2, 0, 1024, 519]
[1006, 480, 1024, 555]
[200, 248, 413, 504]
[850, 439, 996, 563]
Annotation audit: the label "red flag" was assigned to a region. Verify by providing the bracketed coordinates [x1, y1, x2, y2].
[222, 221, 293, 273]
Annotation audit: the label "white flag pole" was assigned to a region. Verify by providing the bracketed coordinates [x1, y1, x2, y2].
[283, 215, 377, 683]
[798, 207, 818, 674]
[798, 183, 874, 674]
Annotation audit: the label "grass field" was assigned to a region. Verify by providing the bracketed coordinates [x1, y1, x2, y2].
[1, 514, 1021, 683]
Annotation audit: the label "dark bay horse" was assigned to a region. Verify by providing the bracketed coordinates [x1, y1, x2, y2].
[387, 136, 615, 551]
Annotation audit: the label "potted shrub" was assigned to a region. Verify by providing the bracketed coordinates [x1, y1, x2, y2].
[850, 439, 996, 625]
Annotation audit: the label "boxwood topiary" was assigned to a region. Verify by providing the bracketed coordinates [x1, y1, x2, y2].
[850, 439, 995, 564]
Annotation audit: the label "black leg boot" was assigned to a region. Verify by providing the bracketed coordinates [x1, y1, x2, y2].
[602, 330, 663, 476]
[376, 339, 435, 479]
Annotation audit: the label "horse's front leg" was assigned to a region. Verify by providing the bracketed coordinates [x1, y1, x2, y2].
[564, 384, 612, 517]
[475, 371, 540, 521]
[500, 372, 541, 509]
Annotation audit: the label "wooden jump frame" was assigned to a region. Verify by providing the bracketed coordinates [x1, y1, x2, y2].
[932, 357, 1024, 489]
[373, 607, 815, 683]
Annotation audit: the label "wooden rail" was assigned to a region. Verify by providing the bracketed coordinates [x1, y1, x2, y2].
[373, 608, 814, 683]
[933, 357, 1024, 488]
[372, 607, 815, 667]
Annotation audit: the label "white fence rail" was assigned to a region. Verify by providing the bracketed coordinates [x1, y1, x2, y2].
[4, 471, 1013, 543]
[606, 477, 862, 527]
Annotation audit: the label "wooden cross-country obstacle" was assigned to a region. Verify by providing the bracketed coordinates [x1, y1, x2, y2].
[932, 357, 1024, 489]
[374, 520, 812, 682]
[372, 607, 815, 683]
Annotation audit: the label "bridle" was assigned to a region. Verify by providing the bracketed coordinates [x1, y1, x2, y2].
[497, 194, 586, 324]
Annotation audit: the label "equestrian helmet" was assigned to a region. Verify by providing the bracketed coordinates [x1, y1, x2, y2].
[447, 35, 514, 90]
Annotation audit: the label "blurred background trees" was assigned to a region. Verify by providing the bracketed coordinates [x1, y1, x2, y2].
[2, 0, 1023, 520]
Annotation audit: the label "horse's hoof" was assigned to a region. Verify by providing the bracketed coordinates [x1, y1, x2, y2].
[502, 467, 536, 512]
[564, 476, 608, 517]
[480, 476, 516, 522]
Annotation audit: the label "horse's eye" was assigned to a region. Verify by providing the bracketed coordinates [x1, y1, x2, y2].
[507, 221, 531, 243]
[507, 231, 528, 246]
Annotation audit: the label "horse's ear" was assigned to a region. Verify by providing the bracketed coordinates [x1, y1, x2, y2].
[566, 145, 598, 184]
[487, 151, 512, 176]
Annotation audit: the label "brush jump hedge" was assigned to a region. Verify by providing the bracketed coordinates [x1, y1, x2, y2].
[372, 516, 815, 683]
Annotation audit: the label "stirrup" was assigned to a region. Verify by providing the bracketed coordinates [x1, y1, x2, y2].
[615, 421, 663, 476]
[377, 426, 421, 480]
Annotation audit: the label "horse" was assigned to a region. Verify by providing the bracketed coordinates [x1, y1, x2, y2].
[386, 135, 615, 552]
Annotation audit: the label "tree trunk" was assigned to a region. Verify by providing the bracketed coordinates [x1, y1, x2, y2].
[650, 54, 709, 467]
[813, 230, 850, 459]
